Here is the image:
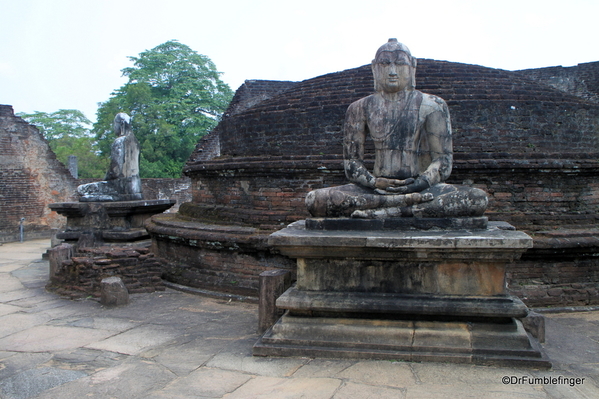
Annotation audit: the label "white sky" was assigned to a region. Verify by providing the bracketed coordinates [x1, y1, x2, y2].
[2, 0, 598, 122]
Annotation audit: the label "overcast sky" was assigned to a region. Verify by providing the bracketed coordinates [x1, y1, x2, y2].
[2, 0, 598, 122]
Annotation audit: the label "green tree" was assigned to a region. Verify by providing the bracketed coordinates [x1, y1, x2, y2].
[17, 109, 108, 178]
[94, 40, 233, 178]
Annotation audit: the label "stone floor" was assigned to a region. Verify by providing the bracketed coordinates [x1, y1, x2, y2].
[0, 239, 597, 399]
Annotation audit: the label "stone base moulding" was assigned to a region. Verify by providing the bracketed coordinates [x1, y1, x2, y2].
[254, 313, 550, 368]
[50, 199, 175, 244]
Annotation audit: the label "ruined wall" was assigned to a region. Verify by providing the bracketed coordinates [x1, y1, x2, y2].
[48, 244, 166, 299]
[187, 79, 297, 165]
[139, 178, 191, 212]
[0, 105, 78, 242]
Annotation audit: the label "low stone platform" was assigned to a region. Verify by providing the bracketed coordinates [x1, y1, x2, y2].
[255, 315, 549, 368]
[145, 212, 295, 297]
[256, 219, 550, 368]
[50, 199, 175, 244]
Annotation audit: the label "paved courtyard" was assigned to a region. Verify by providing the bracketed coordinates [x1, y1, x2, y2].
[0, 239, 598, 398]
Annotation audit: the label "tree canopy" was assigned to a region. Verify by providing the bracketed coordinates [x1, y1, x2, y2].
[94, 40, 233, 178]
[17, 109, 107, 178]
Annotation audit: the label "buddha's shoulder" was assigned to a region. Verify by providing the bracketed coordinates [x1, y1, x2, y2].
[419, 91, 449, 114]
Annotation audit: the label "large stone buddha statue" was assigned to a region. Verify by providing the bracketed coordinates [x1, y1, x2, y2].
[306, 39, 488, 219]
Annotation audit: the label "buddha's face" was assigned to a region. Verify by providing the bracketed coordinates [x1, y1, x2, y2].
[372, 51, 414, 93]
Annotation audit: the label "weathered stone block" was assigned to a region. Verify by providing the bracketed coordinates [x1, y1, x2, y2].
[520, 311, 545, 343]
[100, 276, 129, 307]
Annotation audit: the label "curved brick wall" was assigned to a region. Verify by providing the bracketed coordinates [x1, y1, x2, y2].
[148, 59, 599, 304]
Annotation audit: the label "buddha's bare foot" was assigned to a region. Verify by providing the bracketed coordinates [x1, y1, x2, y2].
[351, 210, 374, 218]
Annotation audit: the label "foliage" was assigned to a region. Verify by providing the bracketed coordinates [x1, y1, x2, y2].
[17, 109, 108, 178]
[94, 40, 233, 178]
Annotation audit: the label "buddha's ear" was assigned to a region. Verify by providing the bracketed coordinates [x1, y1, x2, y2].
[371, 60, 381, 92]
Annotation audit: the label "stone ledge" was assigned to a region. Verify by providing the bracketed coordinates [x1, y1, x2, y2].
[50, 199, 176, 217]
[146, 213, 269, 251]
[306, 217, 489, 231]
[277, 287, 529, 318]
[269, 220, 533, 261]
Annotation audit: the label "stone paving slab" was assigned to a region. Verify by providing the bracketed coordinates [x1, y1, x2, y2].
[34, 360, 176, 399]
[0, 303, 23, 318]
[85, 324, 180, 356]
[0, 289, 36, 303]
[0, 325, 117, 353]
[335, 361, 417, 388]
[0, 352, 53, 380]
[0, 313, 52, 339]
[0, 239, 598, 399]
[150, 368, 253, 398]
[333, 381, 406, 399]
[0, 367, 87, 399]
[404, 384, 547, 399]
[224, 376, 342, 399]
[0, 275, 26, 294]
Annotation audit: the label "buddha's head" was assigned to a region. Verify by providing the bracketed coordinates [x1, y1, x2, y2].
[372, 38, 417, 93]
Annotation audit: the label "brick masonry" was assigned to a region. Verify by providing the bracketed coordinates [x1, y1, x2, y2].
[517, 61, 599, 103]
[147, 59, 599, 307]
[0, 105, 78, 242]
[47, 243, 166, 299]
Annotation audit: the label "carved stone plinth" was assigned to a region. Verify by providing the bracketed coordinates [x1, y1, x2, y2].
[254, 219, 550, 368]
[50, 199, 175, 245]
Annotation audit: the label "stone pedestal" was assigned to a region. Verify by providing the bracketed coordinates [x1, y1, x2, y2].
[254, 218, 550, 368]
[50, 199, 175, 245]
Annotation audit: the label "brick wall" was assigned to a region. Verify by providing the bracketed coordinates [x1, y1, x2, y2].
[0, 105, 78, 242]
[518, 61, 599, 103]
[47, 244, 166, 299]
[188, 61, 599, 161]
[507, 230, 599, 306]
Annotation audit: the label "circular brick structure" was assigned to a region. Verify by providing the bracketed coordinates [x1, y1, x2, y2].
[147, 59, 599, 304]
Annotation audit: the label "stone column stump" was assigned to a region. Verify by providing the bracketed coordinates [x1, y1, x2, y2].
[258, 269, 292, 334]
[48, 243, 74, 283]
